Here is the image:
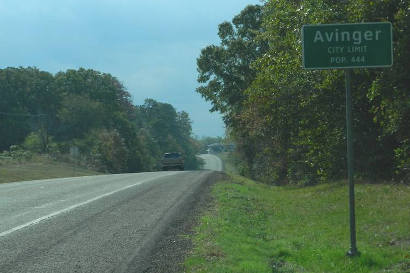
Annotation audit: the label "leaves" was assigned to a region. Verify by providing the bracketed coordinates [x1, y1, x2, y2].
[198, 0, 410, 184]
[0, 68, 201, 172]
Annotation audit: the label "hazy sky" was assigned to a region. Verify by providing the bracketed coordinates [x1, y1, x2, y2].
[0, 0, 261, 137]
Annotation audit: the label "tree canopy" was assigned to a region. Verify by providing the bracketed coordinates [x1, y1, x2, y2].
[197, 1, 410, 184]
[0, 67, 201, 172]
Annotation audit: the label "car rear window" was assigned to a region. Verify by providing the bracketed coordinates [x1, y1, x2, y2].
[164, 153, 181, 159]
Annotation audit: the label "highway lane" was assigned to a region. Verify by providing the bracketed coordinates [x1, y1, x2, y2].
[0, 170, 216, 273]
[198, 153, 223, 171]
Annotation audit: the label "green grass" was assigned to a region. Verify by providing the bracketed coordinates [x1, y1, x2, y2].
[184, 176, 410, 272]
[0, 155, 101, 184]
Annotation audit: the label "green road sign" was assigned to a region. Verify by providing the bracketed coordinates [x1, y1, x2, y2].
[302, 22, 393, 69]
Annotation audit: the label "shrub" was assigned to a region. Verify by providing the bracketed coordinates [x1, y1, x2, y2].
[23, 132, 43, 153]
[9, 145, 33, 162]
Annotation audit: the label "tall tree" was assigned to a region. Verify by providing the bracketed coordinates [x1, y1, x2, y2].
[198, 0, 410, 184]
[196, 4, 266, 123]
[0, 67, 56, 151]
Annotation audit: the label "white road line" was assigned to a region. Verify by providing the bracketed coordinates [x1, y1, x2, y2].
[0, 172, 177, 238]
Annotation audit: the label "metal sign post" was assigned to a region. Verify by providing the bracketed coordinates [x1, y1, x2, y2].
[302, 22, 393, 257]
[345, 69, 358, 256]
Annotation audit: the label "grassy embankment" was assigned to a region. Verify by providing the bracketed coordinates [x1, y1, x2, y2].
[0, 155, 100, 184]
[184, 153, 409, 273]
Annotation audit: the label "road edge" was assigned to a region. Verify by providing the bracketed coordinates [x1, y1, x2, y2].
[127, 171, 228, 273]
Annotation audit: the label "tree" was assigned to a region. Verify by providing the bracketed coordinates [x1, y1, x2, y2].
[196, 4, 266, 123]
[0, 67, 56, 152]
[198, 0, 410, 184]
[0, 67, 201, 173]
[138, 99, 201, 170]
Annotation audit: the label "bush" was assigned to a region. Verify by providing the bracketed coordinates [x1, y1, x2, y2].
[394, 140, 410, 183]
[23, 132, 43, 153]
[9, 145, 33, 162]
[77, 129, 129, 173]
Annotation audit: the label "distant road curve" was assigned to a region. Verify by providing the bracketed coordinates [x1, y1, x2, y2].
[198, 153, 223, 171]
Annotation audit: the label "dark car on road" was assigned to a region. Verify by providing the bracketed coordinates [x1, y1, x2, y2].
[161, 152, 184, 171]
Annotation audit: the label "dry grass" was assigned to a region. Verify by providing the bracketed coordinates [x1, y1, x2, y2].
[0, 155, 101, 184]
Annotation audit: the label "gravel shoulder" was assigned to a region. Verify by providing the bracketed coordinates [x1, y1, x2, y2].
[137, 171, 227, 273]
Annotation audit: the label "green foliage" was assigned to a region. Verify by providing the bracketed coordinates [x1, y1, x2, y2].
[196, 4, 266, 119]
[22, 132, 43, 153]
[0, 67, 55, 151]
[56, 94, 104, 140]
[89, 129, 128, 173]
[0, 67, 200, 173]
[198, 1, 410, 184]
[138, 99, 201, 170]
[394, 140, 410, 183]
[9, 145, 33, 162]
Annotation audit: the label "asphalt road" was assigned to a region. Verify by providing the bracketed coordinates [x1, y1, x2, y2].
[198, 153, 223, 171]
[0, 154, 223, 273]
